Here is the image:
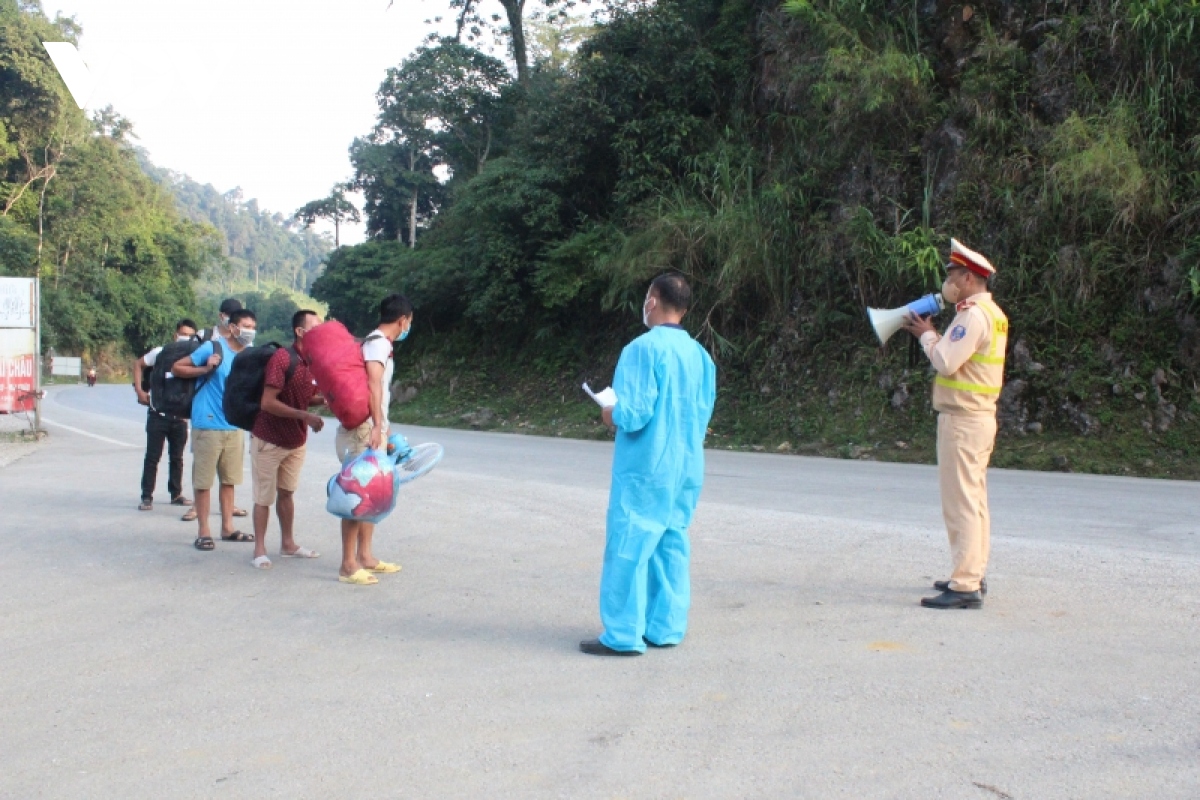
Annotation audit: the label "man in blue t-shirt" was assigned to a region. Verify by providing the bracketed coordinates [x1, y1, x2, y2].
[171, 308, 258, 551]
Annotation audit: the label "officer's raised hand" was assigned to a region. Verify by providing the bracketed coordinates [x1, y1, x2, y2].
[900, 312, 936, 339]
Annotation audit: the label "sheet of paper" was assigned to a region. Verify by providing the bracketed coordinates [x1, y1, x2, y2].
[582, 382, 618, 408]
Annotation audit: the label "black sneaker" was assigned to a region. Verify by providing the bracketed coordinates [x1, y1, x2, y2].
[921, 589, 983, 610]
[934, 578, 987, 596]
[579, 638, 641, 656]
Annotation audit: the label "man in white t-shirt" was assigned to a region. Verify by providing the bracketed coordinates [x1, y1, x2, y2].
[333, 293, 414, 586]
[132, 318, 198, 512]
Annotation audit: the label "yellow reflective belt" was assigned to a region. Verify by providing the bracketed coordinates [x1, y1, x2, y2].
[935, 376, 1002, 394]
[969, 354, 1005, 365]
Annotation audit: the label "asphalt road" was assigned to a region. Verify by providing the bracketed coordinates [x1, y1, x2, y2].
[1, 385, 1197, 798]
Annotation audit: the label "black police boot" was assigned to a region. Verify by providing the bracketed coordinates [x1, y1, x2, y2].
[933, 577, 987, 596]
[920, 589, 983, 609]
[579, 638, 642, 656]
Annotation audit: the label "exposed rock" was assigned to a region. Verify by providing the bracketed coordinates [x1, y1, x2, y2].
[998, 379, 1028, 434]
[1009, 339, 1033, 371]
[776, 442, 792, 452]
[461, 407, 495, 428]
[1154, 402, 1177, 433]
[394, 386, 418, 405]
[894, 440, 909, 449]
[890, 384, 910, 410]
[1052, 455, 1070, 472]
[877, 370, 895, 391]
[1025, 422, 1043, 435]
[1061, 400, 1100, 436]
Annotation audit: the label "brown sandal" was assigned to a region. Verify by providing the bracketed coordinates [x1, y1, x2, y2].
[181, 508, 198, 522]
[220, 531, 255, 542]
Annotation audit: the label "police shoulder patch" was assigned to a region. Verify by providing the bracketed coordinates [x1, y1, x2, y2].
[949, 325, 967, 342]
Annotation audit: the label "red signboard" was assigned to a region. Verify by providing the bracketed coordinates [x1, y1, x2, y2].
[0, 328, 37, 413]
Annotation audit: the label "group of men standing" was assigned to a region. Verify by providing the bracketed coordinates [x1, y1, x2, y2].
[133, 236, 1006, 651]
[134, 293, 416, 584]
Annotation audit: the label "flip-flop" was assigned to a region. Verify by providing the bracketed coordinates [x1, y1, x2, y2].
[138, 501, 153, 511]
[170, 496, 193, 506]
[181, 508, 198, 522]
[221, 531, 255, 542]
[338, 569, 378, 585]
[366, 561, 401, 574]
[194, 536, 215, 551]
[232, 508, 248, 517]
[251, 555, 272, 570]
[280, 547, 320, 559]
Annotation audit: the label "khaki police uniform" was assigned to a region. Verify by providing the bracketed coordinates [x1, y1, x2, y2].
[919, 292, 1008, 593]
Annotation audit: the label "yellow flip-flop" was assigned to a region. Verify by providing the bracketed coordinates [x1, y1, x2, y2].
[338, 569, 378, 585]
[366, 561, 401, 574]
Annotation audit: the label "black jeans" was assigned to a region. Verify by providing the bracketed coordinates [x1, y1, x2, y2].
[141, 411, 189, 502]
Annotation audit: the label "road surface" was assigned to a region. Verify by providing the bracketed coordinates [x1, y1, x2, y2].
[0, 385, 1196, 798]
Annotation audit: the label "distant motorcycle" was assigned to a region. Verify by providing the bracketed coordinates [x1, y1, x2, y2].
[86, 368, 97, 387]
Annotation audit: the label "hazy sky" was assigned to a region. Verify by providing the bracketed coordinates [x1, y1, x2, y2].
[49, 0, 465, 244]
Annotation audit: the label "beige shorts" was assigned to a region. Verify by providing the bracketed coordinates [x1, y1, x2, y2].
[250, 438, 306, 506]
[192, 429, 244, 491]
[335, 419, 388, 463]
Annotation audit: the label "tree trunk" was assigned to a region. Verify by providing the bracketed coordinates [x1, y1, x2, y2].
[408, 148, 418, 249]
[334, 218, 340, 248]
[500, 0, 528, 85]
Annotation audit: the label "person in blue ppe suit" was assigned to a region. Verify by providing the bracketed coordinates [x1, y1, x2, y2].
[580, 273, 717, 656]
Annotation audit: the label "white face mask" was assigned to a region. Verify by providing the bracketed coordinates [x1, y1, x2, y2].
[642, 295, 655, 328]
[941, 276, 961, 305]
[219, 314, 230, 328]
[233, 327, 256, 346]
[176, 334, 192, 342]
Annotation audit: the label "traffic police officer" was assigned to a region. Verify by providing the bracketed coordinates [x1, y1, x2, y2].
[901, 239, 1008, 609]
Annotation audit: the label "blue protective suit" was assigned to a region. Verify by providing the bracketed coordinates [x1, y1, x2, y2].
[599, 324, 717, 652]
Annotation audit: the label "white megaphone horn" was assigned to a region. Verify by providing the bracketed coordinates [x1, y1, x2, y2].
[867, 293, 945, 345]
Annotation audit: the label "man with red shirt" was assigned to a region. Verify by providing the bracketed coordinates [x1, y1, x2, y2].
[249, 309, 326, 569]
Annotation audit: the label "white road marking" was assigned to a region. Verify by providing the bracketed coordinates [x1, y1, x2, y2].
[39, 417, 137, 448]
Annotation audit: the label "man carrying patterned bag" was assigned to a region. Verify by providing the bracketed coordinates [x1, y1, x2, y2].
[902, 239, 1008, 610]
[247, 310, 326, 570]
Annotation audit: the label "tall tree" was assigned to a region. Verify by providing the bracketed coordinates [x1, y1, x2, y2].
[352, 40, 510, 246]
[295, 187, 360, 248]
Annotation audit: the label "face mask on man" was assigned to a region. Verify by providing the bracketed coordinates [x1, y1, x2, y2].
[233, 327, 256, 347]
[399, 325, 410, 342]
[642, 295, 656, 329]
[176, 334, 193, 342]
[941, 275, 961, 305]
[219, 314, 230, 329]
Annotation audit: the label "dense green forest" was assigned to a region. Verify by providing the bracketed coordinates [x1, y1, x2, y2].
[141, 158, 333, 296]
[0, 0, 330, 362]
[310, 0, 1200, 475]
[1, 1, 218, 358]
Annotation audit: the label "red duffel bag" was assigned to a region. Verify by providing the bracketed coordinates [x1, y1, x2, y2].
[304, 320, 382, 429]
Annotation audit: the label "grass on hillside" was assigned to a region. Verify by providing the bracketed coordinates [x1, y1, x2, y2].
[390, 347, 1200, 481]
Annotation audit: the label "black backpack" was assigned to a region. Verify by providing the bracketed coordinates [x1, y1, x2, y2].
[223, 343, 299, 432]
[150, 338, 210, 418]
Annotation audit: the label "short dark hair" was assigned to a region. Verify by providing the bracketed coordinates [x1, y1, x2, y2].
[229, 309, 256, 325]
[176, 318, 198, 334]
[219, 298, 243, 315]
[649, 272, 691, 312]
[379, 293, 413, 325]
[291, 309, 317, 333]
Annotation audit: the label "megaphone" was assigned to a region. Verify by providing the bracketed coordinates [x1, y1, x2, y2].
[867, 293, 945, 345]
